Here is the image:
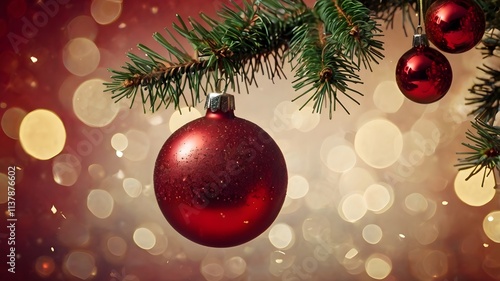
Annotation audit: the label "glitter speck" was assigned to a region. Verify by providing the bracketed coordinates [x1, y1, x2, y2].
[51, 205, 57, 214]
[30, 56, 38, 63]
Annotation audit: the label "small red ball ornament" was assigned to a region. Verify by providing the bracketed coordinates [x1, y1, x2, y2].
[154, 93, 288, 247]
[395, 34, 453, 103]
[425, 0, 485, 53]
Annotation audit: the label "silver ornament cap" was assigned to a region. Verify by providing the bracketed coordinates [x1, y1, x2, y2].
[205, 92, 235, 112]
[412, 33, 429, 48]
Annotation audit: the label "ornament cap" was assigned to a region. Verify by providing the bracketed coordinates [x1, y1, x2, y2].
[412, 33, 429, 48]
[205, 92, 235, 112]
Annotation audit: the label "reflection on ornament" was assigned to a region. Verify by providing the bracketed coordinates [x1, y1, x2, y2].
[395, 34, 452, 103]
[425, 0, 485, 53]
[154, 93, 287, 247]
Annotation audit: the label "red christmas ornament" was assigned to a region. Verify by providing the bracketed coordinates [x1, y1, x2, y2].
[154, 93, 288, 247]
[425, 0, 485, 53]
[395, 34, 453, 103]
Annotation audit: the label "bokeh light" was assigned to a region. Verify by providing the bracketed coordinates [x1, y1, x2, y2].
[64, 251, 96, 280]
[0, 173, 8, 204]
[91, 0, 123, 25]
[3, 1, 498, 280]
[133, 227, 156, 250]
[73, 78, 120, 127]
[362, 224, 383, 244]
[355, 119, 403, 168]
[454, 168, 495, 206]
[123, 177, 142, 198]
[269, 223, 294, 249]
[62, 38, 100, 76]
[365, 254, 392, 279]
[483, 211, 500, 243]
[224, 256, 247, 279]
[1, 107, 26, 139]
[287, 175, 309, 199]
[66, 15, 99, 40]
[87, 189, 114, 219]
[107, 236, 127, 257]
[52, 153, 81, 186]
[340, 193, 367, 222]
[291, 106, 320, 132]
[373, 81, 404, 113]
[169, 107, 202, 132]
[35, 256, 56, 278]
[326, 144, 357, 172]
[111, 133, 128, 151]
[19, 109, 66, 160]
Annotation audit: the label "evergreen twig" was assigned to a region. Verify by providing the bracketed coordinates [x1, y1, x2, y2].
[104, 0, 384, 115]
[456, 119, 500, 185]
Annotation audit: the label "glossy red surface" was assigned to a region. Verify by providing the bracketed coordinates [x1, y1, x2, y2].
[395, 46, 453, 103]
[154, 109, 287, 247]
[425, 0, 485, 53]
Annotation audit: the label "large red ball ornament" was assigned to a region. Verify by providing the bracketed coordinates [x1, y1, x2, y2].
[395, 34, 453, 103]
[425, 0, 485, 53]
[154, 93, 288, 247]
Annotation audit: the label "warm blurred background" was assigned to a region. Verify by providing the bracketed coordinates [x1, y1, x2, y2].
[1, 0, 500, 280]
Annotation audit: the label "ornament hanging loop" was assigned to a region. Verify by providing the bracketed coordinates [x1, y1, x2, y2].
[412, 0, 428, 48]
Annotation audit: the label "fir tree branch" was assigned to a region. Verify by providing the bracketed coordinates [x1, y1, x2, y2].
[105, 0, 384, 116]
[465, 64, 500, 124]
[314, 0, 384, 70]
[105, 0, 312, 112]
[289, 20, 363, 117]
[456, 119, 500, 184]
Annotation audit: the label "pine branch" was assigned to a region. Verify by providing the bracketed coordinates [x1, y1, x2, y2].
[105, 0, 311, 112]
[456, 119, 500, 184]
[314, 0, 384, 70]
[289, 21, 363, 117]
[105, 0, 384, 116]
[466, 64, 500, 123]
